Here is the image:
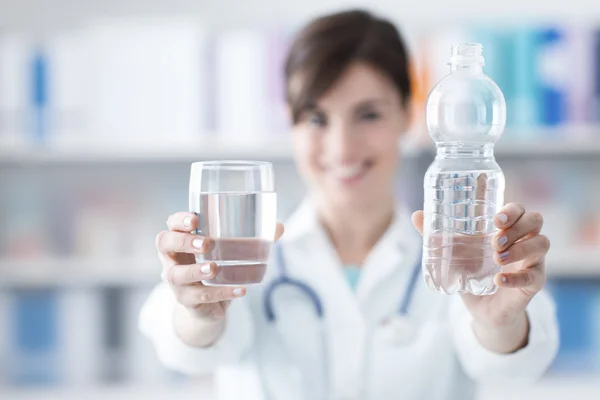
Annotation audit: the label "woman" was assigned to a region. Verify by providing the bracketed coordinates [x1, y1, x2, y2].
[140, 9, 558, 399]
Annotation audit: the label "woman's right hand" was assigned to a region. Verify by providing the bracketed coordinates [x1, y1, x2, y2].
[156, 211, 246, 321]
[156, 211, 285, 322]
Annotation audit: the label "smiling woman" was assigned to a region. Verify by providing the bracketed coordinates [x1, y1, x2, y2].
[141, 8, 558, 400]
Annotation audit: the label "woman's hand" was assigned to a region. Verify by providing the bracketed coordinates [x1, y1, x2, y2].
[412, 202, 550, 353]
[156, 212, 284, 347]
[157, 212, 285, 320]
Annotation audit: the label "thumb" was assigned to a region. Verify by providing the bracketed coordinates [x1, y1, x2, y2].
[411, 210, 424, 236]
[274, 222, 285, 242]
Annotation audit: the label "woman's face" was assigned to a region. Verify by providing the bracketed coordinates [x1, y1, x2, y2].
[291, 62, 410, 210]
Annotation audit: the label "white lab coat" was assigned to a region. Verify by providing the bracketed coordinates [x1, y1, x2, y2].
[139, 199, 559, 400]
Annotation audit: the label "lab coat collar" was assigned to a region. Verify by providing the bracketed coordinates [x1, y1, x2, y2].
[283, 196, 417, 243]
[279, 196, 320, 245]
[279, 197, 423, 396]
[281, 196, 422, 298]
[355, 202, 422, 302]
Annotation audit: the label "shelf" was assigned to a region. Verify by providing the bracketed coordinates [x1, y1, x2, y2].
[0, 250, 598, 288]
[546, 249, 600, 278]
[477, 375, 600, 400]
[494, 140, 600, 157]
[0, 136, 298, 164]
[2, 375, 599, 400]
[2, 131, 600, 164]
[0, 382, 213, 400]
[0, 258, 161, 287]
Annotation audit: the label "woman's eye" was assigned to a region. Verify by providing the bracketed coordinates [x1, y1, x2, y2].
[360, 111, 380, 121]
[308, 113, 327, 127]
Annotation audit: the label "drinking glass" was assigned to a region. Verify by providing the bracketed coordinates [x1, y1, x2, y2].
[189, 161, 277, 286]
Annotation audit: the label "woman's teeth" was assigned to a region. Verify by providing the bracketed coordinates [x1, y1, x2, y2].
[334, 164, 364, 179]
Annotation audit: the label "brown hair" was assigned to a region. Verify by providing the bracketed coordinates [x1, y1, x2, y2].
[285, 9, 412, 124]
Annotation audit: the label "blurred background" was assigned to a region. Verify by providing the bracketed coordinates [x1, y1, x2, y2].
[1, 0, 600, 399]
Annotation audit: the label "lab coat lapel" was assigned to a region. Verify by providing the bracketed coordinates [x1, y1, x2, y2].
[355, 205, 422, 305]
[282, 199, 422, 307]
[281, 199, 366, 397]
[281, 198, 363, 314]
[306, 223, 367, 397]
[282, 196, 365, 323]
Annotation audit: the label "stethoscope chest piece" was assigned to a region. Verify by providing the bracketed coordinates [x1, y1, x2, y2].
[379, 314, 419, 346]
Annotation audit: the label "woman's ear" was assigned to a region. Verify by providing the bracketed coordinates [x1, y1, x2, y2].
[397, 99, 413, 137]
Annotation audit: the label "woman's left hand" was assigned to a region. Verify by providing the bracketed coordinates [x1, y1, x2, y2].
[412, 202, 550, 353]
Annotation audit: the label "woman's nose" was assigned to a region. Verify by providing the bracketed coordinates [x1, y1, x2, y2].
[324, 122, 359, 163]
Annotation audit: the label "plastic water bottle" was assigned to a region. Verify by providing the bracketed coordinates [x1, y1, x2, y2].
[422, 43, 506, 296]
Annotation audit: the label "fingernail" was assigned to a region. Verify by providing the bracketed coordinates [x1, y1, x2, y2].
[499, 250, 510, 261]
[232, 288, 244, 296]
[193, 239, 204, 249]
[183, 216, 192, 228]
[501, 274, 507, 283]
[497, 236, 508, 247]
[200, 264, 212, 274]
[497, 213, 508, 225]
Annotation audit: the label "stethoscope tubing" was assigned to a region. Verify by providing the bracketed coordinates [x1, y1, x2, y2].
[261, 242, 422, 399]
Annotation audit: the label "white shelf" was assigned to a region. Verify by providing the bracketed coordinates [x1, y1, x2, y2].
[0, 137, 298, 164]
[2, 132, 600, 164]
[0, 382, 213, 400]
[477, 375, 600, 400]
[0, 250, 598, 288]
[495, 140, 600, 157]
[546, 249, 600, 278]
[0, 258, 161, 287]
[2, 375, 599, 400]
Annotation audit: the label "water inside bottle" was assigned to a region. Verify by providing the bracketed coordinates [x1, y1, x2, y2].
[423, 169, 503, 295]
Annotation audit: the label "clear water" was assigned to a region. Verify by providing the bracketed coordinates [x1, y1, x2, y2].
[423, 168, 504, 295]
[189, 192, 277, 286]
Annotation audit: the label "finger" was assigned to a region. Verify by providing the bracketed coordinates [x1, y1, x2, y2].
[494, 270, 532, 288]
[210, 303, 227, 319]
[158, 249, 174, 266]
[495, 264, 545, 290]
[493, 212, 544, 251]
[167, 212, 198, 232]
[158, 247, 196, 265]
[162, 262, 217, 286]
[155, 230, 210, 254]
[221, 300, 233, 312]
[188, 302, 228, 320]
[494, 202, 526, 230]
[177, 285, 246, 306]
[493, 235, 550, 267]
[411, 210, 424, 236]
[275, 222, 285, 242]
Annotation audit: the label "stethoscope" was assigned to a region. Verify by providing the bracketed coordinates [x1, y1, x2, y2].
[259, 242, 422, 399]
